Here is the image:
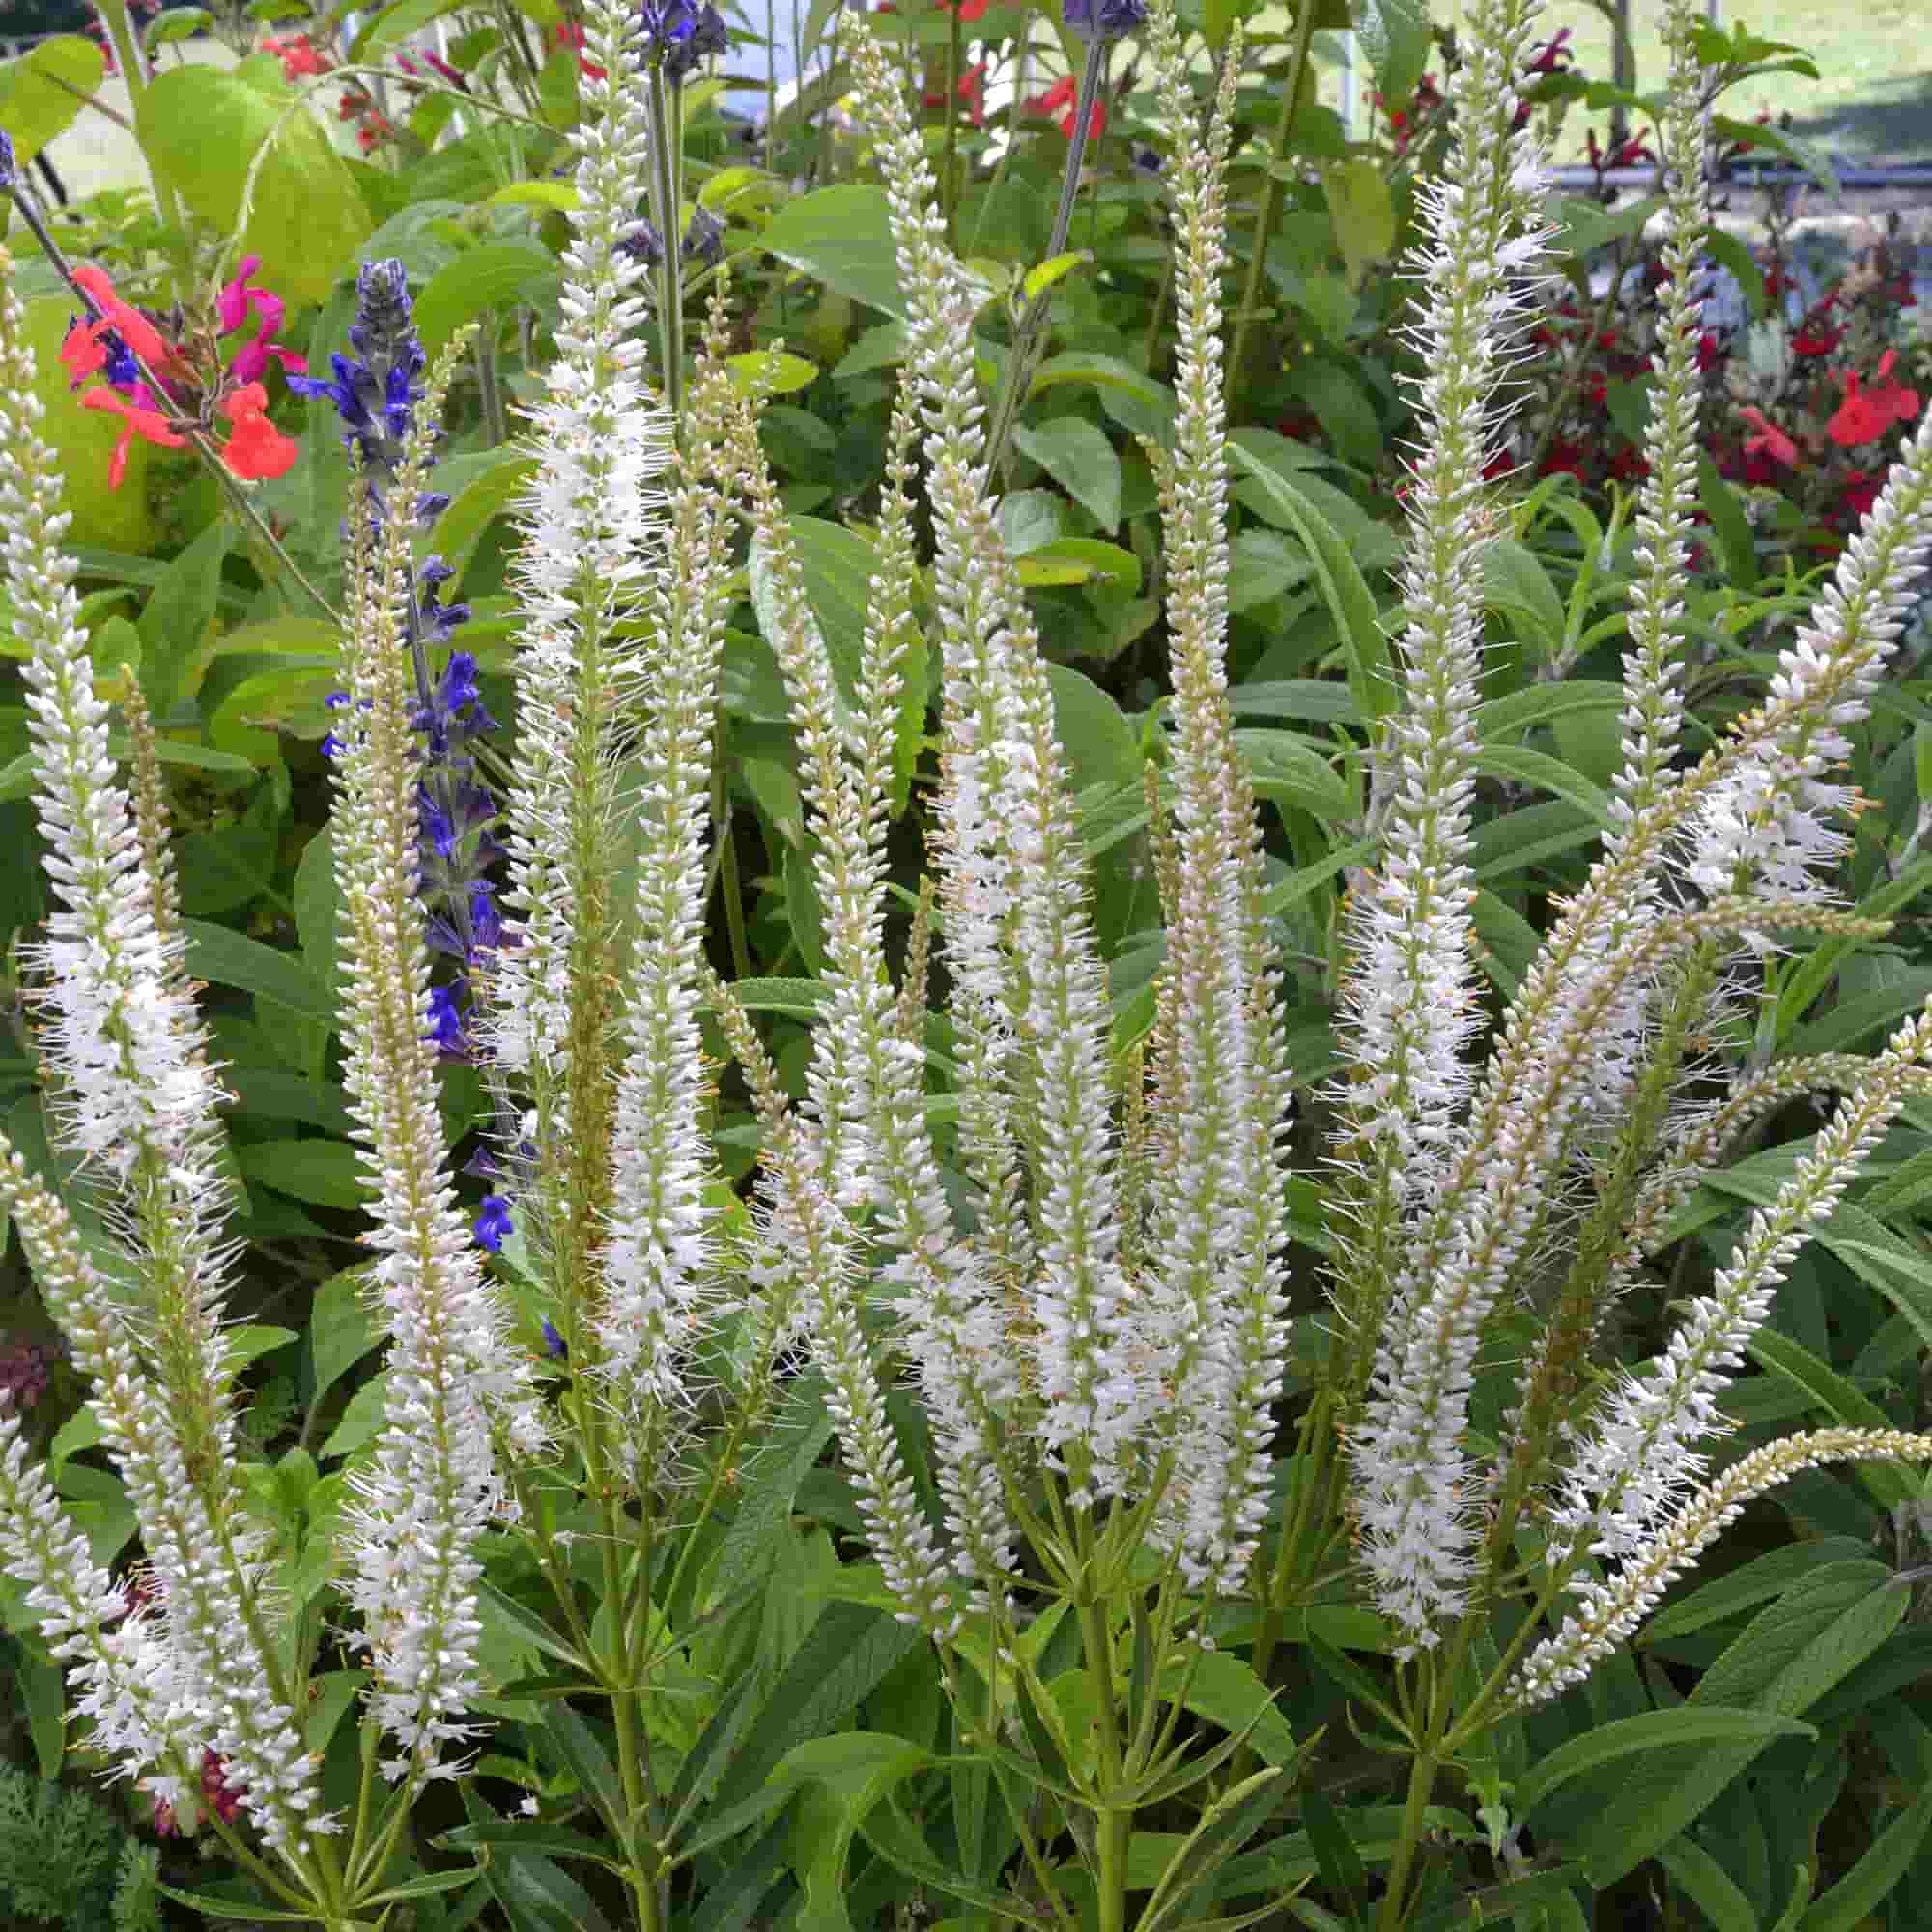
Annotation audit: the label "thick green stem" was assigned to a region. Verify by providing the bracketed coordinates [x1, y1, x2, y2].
[1226, 1, 1318, 420]
[1378, 1745, 1442, 1932]
[646, 66, 686, 423]
[94, 0, 186, 233]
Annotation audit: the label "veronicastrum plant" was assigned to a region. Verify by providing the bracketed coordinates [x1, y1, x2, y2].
[5, 5, 1932, 1932]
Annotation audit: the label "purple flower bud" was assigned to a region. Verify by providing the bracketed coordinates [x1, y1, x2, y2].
[1064, 0, 1145, 39]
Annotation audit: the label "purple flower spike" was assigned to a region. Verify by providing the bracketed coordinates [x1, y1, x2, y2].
[475, 1194, 514, 1253]
[541, 1318, 568, 1361]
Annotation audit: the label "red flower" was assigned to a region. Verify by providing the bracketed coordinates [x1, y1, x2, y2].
[261, 31, 328, 79]
[220, 384, 298, 481]
[1792, 323, 1844, 357]
[925, 59, 988, 126]
[945, 0, 990, 16]
[546, 20, 607, 81]
[1840, 469, 1884, 521]
[1538, 440, 1588, 482]
[69, 264, 169, 370]
[83, 387, 187, 490]
[1739, 405, 1798, 469]
[1827, 351, 1920, 447]
[1029, 74, 1103, 140]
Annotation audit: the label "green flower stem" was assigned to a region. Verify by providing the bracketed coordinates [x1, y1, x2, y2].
[92, 0, 185, 232]
[1378, 1740, 1443, 1932]
[1225, 0, 1318, 423]
[646, 65, 687, 424]
[980, 33, 1109, 486]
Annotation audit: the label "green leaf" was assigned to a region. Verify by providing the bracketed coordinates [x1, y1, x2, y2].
[229, 1324, 299, 1369]
[1482, 538, 1569, 661]
[310, 1270, 379, 1404]
[363, 1866, 487, 1905]
[1155, 1652, 1298, 1769]
[185, 920, 334, 1025]
[138, 520, 231, 717]
[18, 1644, 65, 1778]
[1352, 0, 1432, 104]
[1517, 1708, 1814, 1817]
[1017, 537, 1142, 592]
[135, 63, 373, 306]
[414, 242, 559, 356]
[1028, 353, 1178, 441]
[1796, 1774, 1932, 1931]
[1578, 1561, 1907, 1886]
[1226, 440, 1391, 724]
[0, 35, 104, 163]
[437, 1822, 626, 1873]
[156, 1888, 320, 1924]
[319, 1373, 389, 1459]
[476, 1580, 591, 1676]
[1321, 157, 1397, 291]
[1045, 662, 1140, 792]
[1657, 1835, 1760, 1932]
[728, 350, 821, 396]
[236, 1140, 368, 1210]
[1014, 417, 1122, 533]
[763, 185, 907, 317]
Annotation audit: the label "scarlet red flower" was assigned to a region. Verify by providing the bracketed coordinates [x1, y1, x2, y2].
[1840, 469, 1884, 521]
[925, 59, 988, 126]
[219, 383, 298, 481]
[1792, 323, 1844, 357]
[1827, 351, 1920, 447]
[1029, 73, 1104, 140]
[1740, 405, 1799, 469]
[69, 264, 169, 370]
[261, 31, 328, 79]
[546, 20, 608, 81]
[82, 387, 186, 490]
[945, 0, 990, 16]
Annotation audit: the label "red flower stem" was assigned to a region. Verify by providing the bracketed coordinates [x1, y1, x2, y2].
[981, 33, 1108, 487]
[1, 178, 337, 624]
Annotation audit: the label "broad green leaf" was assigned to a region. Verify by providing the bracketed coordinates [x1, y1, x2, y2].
[1227, 440, 1391, 724]
[228, 1324, 299, 1368]
[294, 827, 342, 1001]
[135, 64, 372, 305]
[1657, 1836, 1760, 1932]
[137, 520, 231, 716]
[1014, 417, 1122, 533]
[1578, 1561, 1906, 1886]
[18, 1644, 64, 1778]
[429, 452, 537, 585]
[1644, 1538, 1872, 1644]
[1321, 157, 1397, 291]
[1155, 1652, 1298, 1769]
[728, 350, 820, 396]
[762, 185, 907, 317]
[1516, 1708, 1813, 1817]
[319, 1372, 389, 1459]
[238, 1140, 368, 1209]
[1483, 538, 1569, 661]
[1028, 353, 1178, 440]
[1795, 1773, 1932, 1931]
[0, 35, 104, 163]
[1353, 0, 1432, 103]
[310, 1270, 378, 1404]
[185, 920, 334, 1025]
[414, 242, 558, 355]
[1016, 537, 1141, 591]
[1046, 662, 1140, 792]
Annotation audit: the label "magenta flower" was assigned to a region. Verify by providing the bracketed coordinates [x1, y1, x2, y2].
[217, 255, 307, 385]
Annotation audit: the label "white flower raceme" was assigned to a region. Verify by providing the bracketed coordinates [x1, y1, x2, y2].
[855, 22, 1148, 1511]
[1342, 0, 1557, 1647]
[1509, 1429, 1932, 1711]
[485, 0, 670, 1098]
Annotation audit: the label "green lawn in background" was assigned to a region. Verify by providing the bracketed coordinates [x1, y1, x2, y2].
[1494, 0, 1932, 156]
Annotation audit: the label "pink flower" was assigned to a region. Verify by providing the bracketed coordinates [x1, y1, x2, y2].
[218, 255, 307, 386]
